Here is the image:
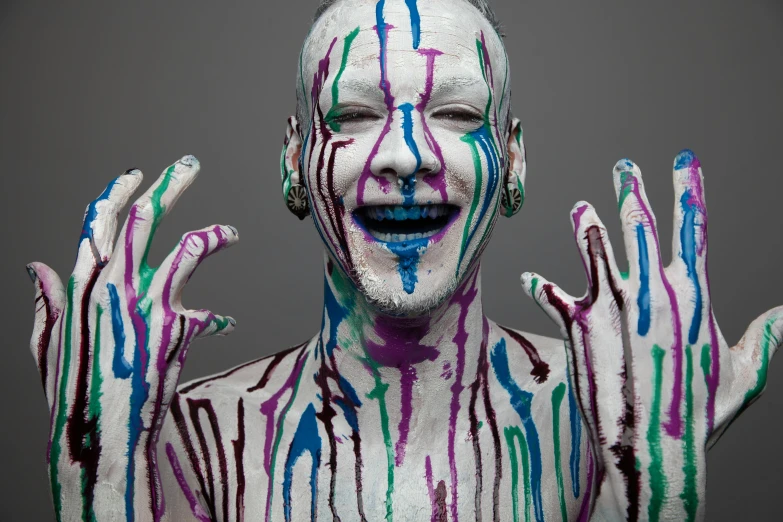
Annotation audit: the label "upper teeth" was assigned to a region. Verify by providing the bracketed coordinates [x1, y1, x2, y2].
[365, 204, 451, 221]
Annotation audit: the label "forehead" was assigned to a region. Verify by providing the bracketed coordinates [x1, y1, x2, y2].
[301, 0, 507, 97]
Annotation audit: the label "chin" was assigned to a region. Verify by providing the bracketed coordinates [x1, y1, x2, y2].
[356, 267, 460, 317]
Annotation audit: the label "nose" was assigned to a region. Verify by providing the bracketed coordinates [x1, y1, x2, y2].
[370, 103, 441, 185]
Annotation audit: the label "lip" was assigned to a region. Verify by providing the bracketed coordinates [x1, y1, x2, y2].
[352, 203, 461, 246]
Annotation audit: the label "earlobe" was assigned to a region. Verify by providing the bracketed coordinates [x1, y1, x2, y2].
[501, 117, 526, 217]
[282, 116, 309, 220]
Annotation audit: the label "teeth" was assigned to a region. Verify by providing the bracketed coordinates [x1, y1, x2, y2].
[370, 229, 439, 242]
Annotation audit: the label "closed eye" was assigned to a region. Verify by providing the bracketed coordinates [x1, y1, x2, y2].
[430, 106, 485, 129]
[326, 106, 383, 127]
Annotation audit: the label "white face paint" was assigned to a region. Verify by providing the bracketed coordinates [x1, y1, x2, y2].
[293, 0, 517, 315]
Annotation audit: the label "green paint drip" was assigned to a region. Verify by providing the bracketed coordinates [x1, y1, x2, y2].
[366, 377, 394, 521]
[50, 276, 77, 521]
[324, 26, 361, 132]
[620, 270, 630, 281]
[551, 383, 568, 522]
[647, 345, 667, 522]
[680, 346, 698, 521]
[457, 133, 483, 273]
[617, 171, 635, 211]
[504, 427, 521, 522]
[138, 165, 175, 295]
[505, 425, 531, 522]
[85, 305, 104, 522]
[742, 315, 779, 408]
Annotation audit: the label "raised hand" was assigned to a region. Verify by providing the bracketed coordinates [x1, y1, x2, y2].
[27, 156, 237, 521]
[521, 150, 782, 521]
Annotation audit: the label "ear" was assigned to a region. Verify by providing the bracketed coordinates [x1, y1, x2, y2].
[502, 117, 526, 217]
[281, 116, 309, 219]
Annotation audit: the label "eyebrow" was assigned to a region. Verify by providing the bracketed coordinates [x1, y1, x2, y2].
[326, 75, 488, 104]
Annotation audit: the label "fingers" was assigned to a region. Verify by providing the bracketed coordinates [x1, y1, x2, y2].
[670, 149, 710, 345]
[157, 224, 240, 306]
[613, 159, 666, 338]
[119, 155, 201, 275]
[27, 262, 65, 407]
[570, 201, 624, 308]
[186, 309, 236, 340]
[74, 169, 143, 274]
[520, 271, 576, 336]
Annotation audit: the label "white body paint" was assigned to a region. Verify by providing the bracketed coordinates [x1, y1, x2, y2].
[26, 1, 782, 521]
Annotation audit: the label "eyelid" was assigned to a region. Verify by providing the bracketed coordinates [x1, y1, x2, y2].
[429, 104, 484, 118]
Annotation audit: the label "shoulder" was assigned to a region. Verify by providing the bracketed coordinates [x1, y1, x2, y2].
[490, 322, 568, 389]
[175, 340, 312, 404]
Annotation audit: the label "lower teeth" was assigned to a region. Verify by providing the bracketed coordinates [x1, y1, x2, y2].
[370, 229, 440, 242]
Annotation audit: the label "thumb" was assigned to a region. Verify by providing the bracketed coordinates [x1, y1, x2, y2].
[732, 306, 783, 408]
[27, 262, 65, 407]
[520, 271, 576, 337]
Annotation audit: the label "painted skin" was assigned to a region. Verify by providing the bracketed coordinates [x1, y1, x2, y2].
[26, 0, 783, 521]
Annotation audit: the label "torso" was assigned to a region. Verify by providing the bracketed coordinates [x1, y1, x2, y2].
[160, 323, 594, 521]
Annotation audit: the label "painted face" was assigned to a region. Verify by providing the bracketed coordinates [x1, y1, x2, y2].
[291, 0, 519, 315]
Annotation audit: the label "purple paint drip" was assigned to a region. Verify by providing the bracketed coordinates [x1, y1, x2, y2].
[624, 174, 685, 438]
[166, 443, 212, 522]
[366, 315, 439, 466]
[356, 22, 395, 204]
[446, 270, 479, 522]
[415, 48, 448, 201]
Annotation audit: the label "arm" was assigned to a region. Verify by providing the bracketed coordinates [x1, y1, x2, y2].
[521, 151, 781, 521]
[27, 156, 237, 521]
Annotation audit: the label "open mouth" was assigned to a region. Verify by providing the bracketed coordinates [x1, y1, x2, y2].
[354, 204, 460, 243]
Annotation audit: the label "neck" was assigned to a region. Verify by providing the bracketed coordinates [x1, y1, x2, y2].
[307, 252, 490, 461]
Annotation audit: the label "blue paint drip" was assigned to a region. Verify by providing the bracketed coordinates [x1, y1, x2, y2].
[283, 403, 322, 522]
[376, 0, 388, 90]
[680, 189, 702, 344]
[490, 339, 544, 522]
[404, 0, 421, 49]
[386, 237, 428, 294]
[80, 176, 120, 244]
[336, 374, 362, 432]
[636, 223, 651, 336]
[398, 102, 421, 206]
[461, 125, 500, 261]
[322, 277, 348, 357]
[107, 283, 132, 379]
[125, 302, 150, 522]
[566, 372, 581, 498]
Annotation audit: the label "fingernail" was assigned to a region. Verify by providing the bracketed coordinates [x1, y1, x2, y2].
[613, 158, 636, 174]
[180, 155, 199, 167]
[124, 168, 140, 175]
[674, 149, 695, 170]
[26, 264, 37, 283]
[227, 225, 238, 235]
[228, 317, 236, 326]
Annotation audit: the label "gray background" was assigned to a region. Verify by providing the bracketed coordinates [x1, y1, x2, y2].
[1, 0, 781, 519]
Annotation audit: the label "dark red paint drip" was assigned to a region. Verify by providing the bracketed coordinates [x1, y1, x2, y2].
[170, 395, 212, 518]
[34, 288, 58, 393]
[246, 343, 305, 393]
[435, 480, 449, 522]
[188, 398, 230, 522]
[232, 398, 246, 522]
[497, 325, 550, 384]
[65, 267, 102, 518]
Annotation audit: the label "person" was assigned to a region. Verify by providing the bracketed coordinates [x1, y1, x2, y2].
[25, 0, 782, 520]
